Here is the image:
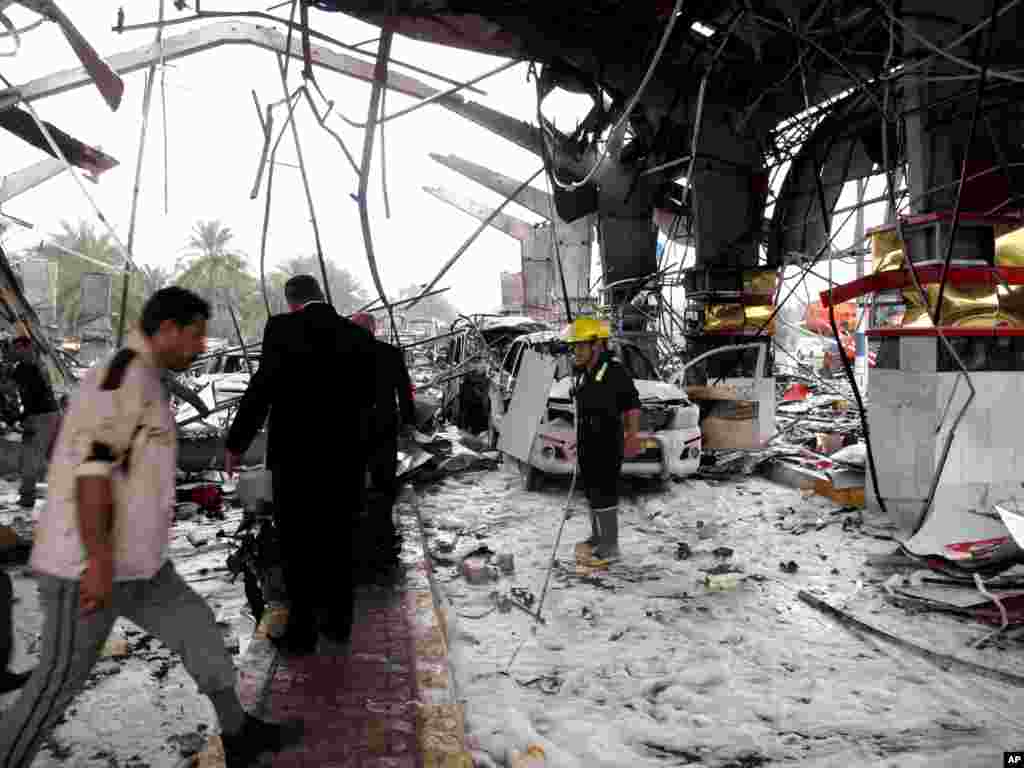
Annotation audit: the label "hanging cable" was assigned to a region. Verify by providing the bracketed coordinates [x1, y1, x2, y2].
[257, 90, 302, 317]
[890, 0, 1021, 80]
[751, 14, 885, 113]
[299, 87, 360, 178]
[116, 0, 165, 346]
[159, 34, 170, 214]
[335, 58, 522, 129]
[875, 0, 1024, 84]
[380, 77, 391, 219]
[540, 132, 574, 322]
[813, 149, 888, 516]
[0, 78, 139, 275]
[545, 0, 686, 191]
[356, 28, 400, 343]
[407, 168, 546, 312]
[275, 53, 332, 306]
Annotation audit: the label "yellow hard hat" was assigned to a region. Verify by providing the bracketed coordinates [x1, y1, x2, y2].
[561, 317, 610, 343]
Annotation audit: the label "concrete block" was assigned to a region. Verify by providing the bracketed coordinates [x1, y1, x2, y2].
[900, 337, 937, 372]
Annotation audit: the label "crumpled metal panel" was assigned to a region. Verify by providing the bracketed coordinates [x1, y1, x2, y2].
[703, 303, 775, 334]
[0, 106, 118, 176]
[874, 226, 1024, 327]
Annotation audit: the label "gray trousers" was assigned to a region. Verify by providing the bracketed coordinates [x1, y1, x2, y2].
[0, 562, 237, 767]
[18, 413, 58, 506]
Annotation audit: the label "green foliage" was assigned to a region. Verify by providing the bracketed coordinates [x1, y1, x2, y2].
[26, 219, 388, 345]
[271, 255, 371, 315]
[31, 220, 144, 336]
[173, 220, 261, 341]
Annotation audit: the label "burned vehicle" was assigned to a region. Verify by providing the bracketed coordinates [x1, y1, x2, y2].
[441, 315, 548, 433]
[192, 345, 261, 402]
[491, 331, 702, 488]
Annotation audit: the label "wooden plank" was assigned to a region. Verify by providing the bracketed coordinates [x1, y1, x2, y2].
[812, 478, 865, 507]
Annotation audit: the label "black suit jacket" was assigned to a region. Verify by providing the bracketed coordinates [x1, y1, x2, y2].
[225, 303, 377, 468]
[372, 340, 415, 433]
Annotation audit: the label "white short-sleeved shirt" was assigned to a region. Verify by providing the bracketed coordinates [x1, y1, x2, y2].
[31, 334, 178, 581]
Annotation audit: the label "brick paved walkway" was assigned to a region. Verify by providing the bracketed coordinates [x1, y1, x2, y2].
[228, 499, 470, 768]
[265, 589, 421, 768]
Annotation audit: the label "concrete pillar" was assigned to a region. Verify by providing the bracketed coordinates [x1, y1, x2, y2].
[522, 226, 554, 316]
[430, 154, 593, 316]
[902, 12, 963, 214]
[690, 107, 763, 268]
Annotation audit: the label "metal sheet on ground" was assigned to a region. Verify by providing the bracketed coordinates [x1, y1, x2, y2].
[897, 585, 1024, 609]
[497, 349, 556, 464]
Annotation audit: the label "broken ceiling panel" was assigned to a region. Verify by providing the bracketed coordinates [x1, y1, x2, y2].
[0, 106, 118, 176]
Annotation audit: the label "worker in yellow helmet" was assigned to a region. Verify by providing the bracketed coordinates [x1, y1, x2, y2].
[561, 317, 641, 564]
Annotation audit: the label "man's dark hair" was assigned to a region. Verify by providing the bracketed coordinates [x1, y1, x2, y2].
[140, 287, 211, 337]
[284, 274, 324, 305]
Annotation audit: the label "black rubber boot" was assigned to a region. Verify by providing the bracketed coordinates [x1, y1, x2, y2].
[578, 510, 601, 548]
[592, 507, 621, 562]
[0, 668, 32, 694]
[221, 714, 305, 767]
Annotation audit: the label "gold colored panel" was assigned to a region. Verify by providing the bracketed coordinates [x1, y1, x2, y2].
[743, 270, 778, 294]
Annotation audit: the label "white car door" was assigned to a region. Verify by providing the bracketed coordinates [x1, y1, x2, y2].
[497, 349, 556, 464]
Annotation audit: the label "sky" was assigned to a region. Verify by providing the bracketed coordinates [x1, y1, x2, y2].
[0, 1, 586, 315]
[0, 1, 893, 320]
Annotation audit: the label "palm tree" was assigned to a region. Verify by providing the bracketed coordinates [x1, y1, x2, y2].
[138, 263, 172, 298]
[176, 220, 256, 339]
[273, 255, 370, 314]
[35, 220, 140, 336]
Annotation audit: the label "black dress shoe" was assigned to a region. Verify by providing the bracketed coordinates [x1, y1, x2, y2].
[222, 713, 305, 767]
[0, 668, 33, 694]
[269, 633, 316, 656]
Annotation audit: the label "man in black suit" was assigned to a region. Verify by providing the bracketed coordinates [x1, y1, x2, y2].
[224, 275, 376, 655]
[350, 313, 416, 578]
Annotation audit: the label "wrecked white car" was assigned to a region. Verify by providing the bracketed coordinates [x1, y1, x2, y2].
[193, 347, 261, 399]
[491, 332, 702, 487]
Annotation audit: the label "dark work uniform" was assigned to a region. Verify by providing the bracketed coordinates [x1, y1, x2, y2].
[1, 568, 13, 675]
[575, 352, 641, 510]
[12, 359, 59, 508]
[362, 339, 415, 575]
[12, 360, 58, 418]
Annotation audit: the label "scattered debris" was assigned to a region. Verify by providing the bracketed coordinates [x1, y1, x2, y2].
[798, 589, 1024, 688]
[101, 636, 131, 659]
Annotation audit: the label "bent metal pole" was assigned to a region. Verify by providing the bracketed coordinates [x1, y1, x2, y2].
[405, 167, 544, 312]
[117, 0, 165, 347]
[356, 28, 400, 342]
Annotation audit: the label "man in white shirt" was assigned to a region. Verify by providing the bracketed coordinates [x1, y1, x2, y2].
[0, 288, 303, 767]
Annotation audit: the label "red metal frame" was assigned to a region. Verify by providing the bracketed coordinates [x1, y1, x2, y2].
[866, 327, 1024, 337]
[819, 266, 1024, 307]
[865, 212, 1023, 236]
